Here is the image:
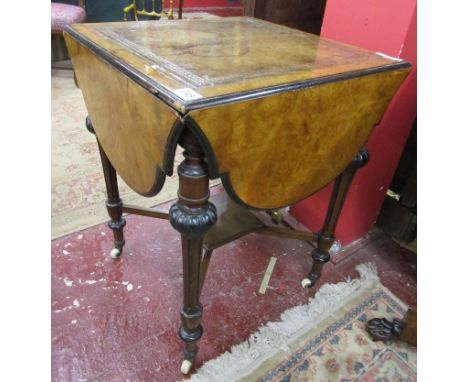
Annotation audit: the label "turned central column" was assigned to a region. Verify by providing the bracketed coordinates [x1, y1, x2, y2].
[169, 128, 217, 374]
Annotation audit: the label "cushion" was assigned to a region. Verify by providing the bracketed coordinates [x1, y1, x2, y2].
[51, 3, 86, 33]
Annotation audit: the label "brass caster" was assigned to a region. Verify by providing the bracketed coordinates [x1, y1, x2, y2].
[269, 210, 283, 224]
[110, 248, 122, 259]
[301, 278, 312, 288]
[180, 359, 193, 374]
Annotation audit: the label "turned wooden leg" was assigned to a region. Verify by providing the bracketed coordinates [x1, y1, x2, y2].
[86, 117, 126, 259]
[302, 149, 369, 288]
[169, 129, 217, 374]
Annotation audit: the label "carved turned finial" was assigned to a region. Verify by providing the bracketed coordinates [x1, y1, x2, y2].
[169, 203, 217, 236]
[353, 148, 370, 168]
[169, 131, 217, 236]
[85, 116, 95, 134]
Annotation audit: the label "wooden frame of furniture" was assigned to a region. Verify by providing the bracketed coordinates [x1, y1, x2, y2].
[64, 17, 410, 374]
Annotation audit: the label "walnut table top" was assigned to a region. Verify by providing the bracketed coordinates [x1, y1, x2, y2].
[64, 17, 410, 209]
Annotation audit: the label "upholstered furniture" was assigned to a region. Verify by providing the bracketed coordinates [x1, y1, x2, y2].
[52, 1, 86, 34]
[51, 1, 86, 85]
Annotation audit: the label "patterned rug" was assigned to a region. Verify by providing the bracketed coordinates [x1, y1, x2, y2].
[188, 264, 416, 382]
[52, 70, 219, 239]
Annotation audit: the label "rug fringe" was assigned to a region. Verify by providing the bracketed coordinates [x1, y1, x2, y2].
[186, 262, 379, 382]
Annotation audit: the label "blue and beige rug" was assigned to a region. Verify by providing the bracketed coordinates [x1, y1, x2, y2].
[188, 263, 416, 382]
[51, 71, 180, 239]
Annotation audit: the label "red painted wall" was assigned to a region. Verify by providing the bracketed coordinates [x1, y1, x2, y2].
[292, 0, 417, 247]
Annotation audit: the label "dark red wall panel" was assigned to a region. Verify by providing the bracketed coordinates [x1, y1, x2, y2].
[292, 0, 417, 247]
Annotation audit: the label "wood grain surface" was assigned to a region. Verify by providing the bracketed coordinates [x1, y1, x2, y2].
[65, 17, 409, 113]
[65, 34, 180, 196]
[188, 67, 410, 209]
[64, 18, 410, 207]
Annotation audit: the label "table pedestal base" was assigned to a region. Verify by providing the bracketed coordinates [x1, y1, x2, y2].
[86, 117, 369, 373]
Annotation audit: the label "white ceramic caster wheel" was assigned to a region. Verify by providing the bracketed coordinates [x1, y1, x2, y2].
[180, 359, 193, 374]
[110, 248, 121, 259]
[301, 278, 312, 289]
